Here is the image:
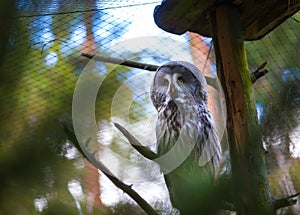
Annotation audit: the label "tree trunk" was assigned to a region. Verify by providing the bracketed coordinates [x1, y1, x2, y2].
[0, 1, 16, 66]
[85, 162, 103, 214]
[189, 33, 220, 133]
[189, 33, 227, 146]
[210, 4, 275, 215]
[80, 2, 102, 212]
[267, 136, 300, 215]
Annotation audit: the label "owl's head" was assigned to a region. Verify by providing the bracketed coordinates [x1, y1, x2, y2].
[150, 61, 208, 110]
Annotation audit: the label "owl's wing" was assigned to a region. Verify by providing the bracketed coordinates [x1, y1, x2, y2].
[198, 127, 222, 168]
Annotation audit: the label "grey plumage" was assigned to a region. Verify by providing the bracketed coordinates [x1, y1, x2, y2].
[150, 61, 222, 214]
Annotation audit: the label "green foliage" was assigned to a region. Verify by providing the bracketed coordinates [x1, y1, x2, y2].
[0, 2, 142, 213]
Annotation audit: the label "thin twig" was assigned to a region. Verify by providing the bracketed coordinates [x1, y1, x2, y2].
[81, 52, 219, 89]
[251, 61, 269, 83]
[114, 122, 158, 160]
[274, 192, 300, 209]
[81, 53, 159, 71]
[63, 123, 159, 215]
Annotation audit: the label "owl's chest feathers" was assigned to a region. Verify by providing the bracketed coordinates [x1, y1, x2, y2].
[161, 103, 181, 132]
[157, 103, 209, 156]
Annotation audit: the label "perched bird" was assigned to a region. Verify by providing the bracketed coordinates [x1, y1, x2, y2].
[150, 61, 222, 214]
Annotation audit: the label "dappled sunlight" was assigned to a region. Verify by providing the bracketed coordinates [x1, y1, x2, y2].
[45, 51, 58, 66]
[70, 25, 86, 48]
[289, 126, 300, 158]
[68, 179, 85, 201]
[34, 196, 48, 212]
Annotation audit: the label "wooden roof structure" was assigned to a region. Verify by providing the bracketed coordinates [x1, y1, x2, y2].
[154, 0, 300, 41]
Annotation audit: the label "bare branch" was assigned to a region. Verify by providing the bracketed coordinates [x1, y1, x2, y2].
[251, 61, 269, 83]
[80, 52, 219, 90]
[114, 122, 158, 160]
[274, 192, 300, 210]
[81, 53, 159, 71]
[63, 123, 159, 215]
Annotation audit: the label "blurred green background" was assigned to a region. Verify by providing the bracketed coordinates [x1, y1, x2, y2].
[0, 1, 300, 214]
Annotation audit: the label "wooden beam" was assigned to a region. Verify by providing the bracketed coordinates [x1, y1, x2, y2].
[242, 0, 300, 40]
[154, 0, 300, 40]
[154, 0, 212, 35]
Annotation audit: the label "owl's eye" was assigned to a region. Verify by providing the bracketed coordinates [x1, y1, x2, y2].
[177, 77, 184, 85]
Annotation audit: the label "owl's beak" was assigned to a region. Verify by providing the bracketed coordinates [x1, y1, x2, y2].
[166, 84, 176, 102]
[171, 86, 175, 94]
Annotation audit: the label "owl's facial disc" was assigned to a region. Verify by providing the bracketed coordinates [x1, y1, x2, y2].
[152, 65, 203, 110]
[156, 70, 194, 103]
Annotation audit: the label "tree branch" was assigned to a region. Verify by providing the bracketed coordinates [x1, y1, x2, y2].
[80, 52, 219, 90]
[81, 53, 159, 71]
[274, 192, 300, 210]
[63, 123, 159, 215]
[114, 122, 158, 160]
[251, 61, 269, 83]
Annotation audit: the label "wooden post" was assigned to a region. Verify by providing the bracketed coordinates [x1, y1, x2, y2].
[210, 4, 275, 215]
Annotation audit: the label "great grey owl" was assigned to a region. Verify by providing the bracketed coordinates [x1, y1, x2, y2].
[150, 61, 222, 214]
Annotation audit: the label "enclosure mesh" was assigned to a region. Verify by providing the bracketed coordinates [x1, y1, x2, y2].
[1, 1, 300, 214]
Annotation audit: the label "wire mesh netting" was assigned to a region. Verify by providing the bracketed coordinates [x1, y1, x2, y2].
[0, 1, 300, 215]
